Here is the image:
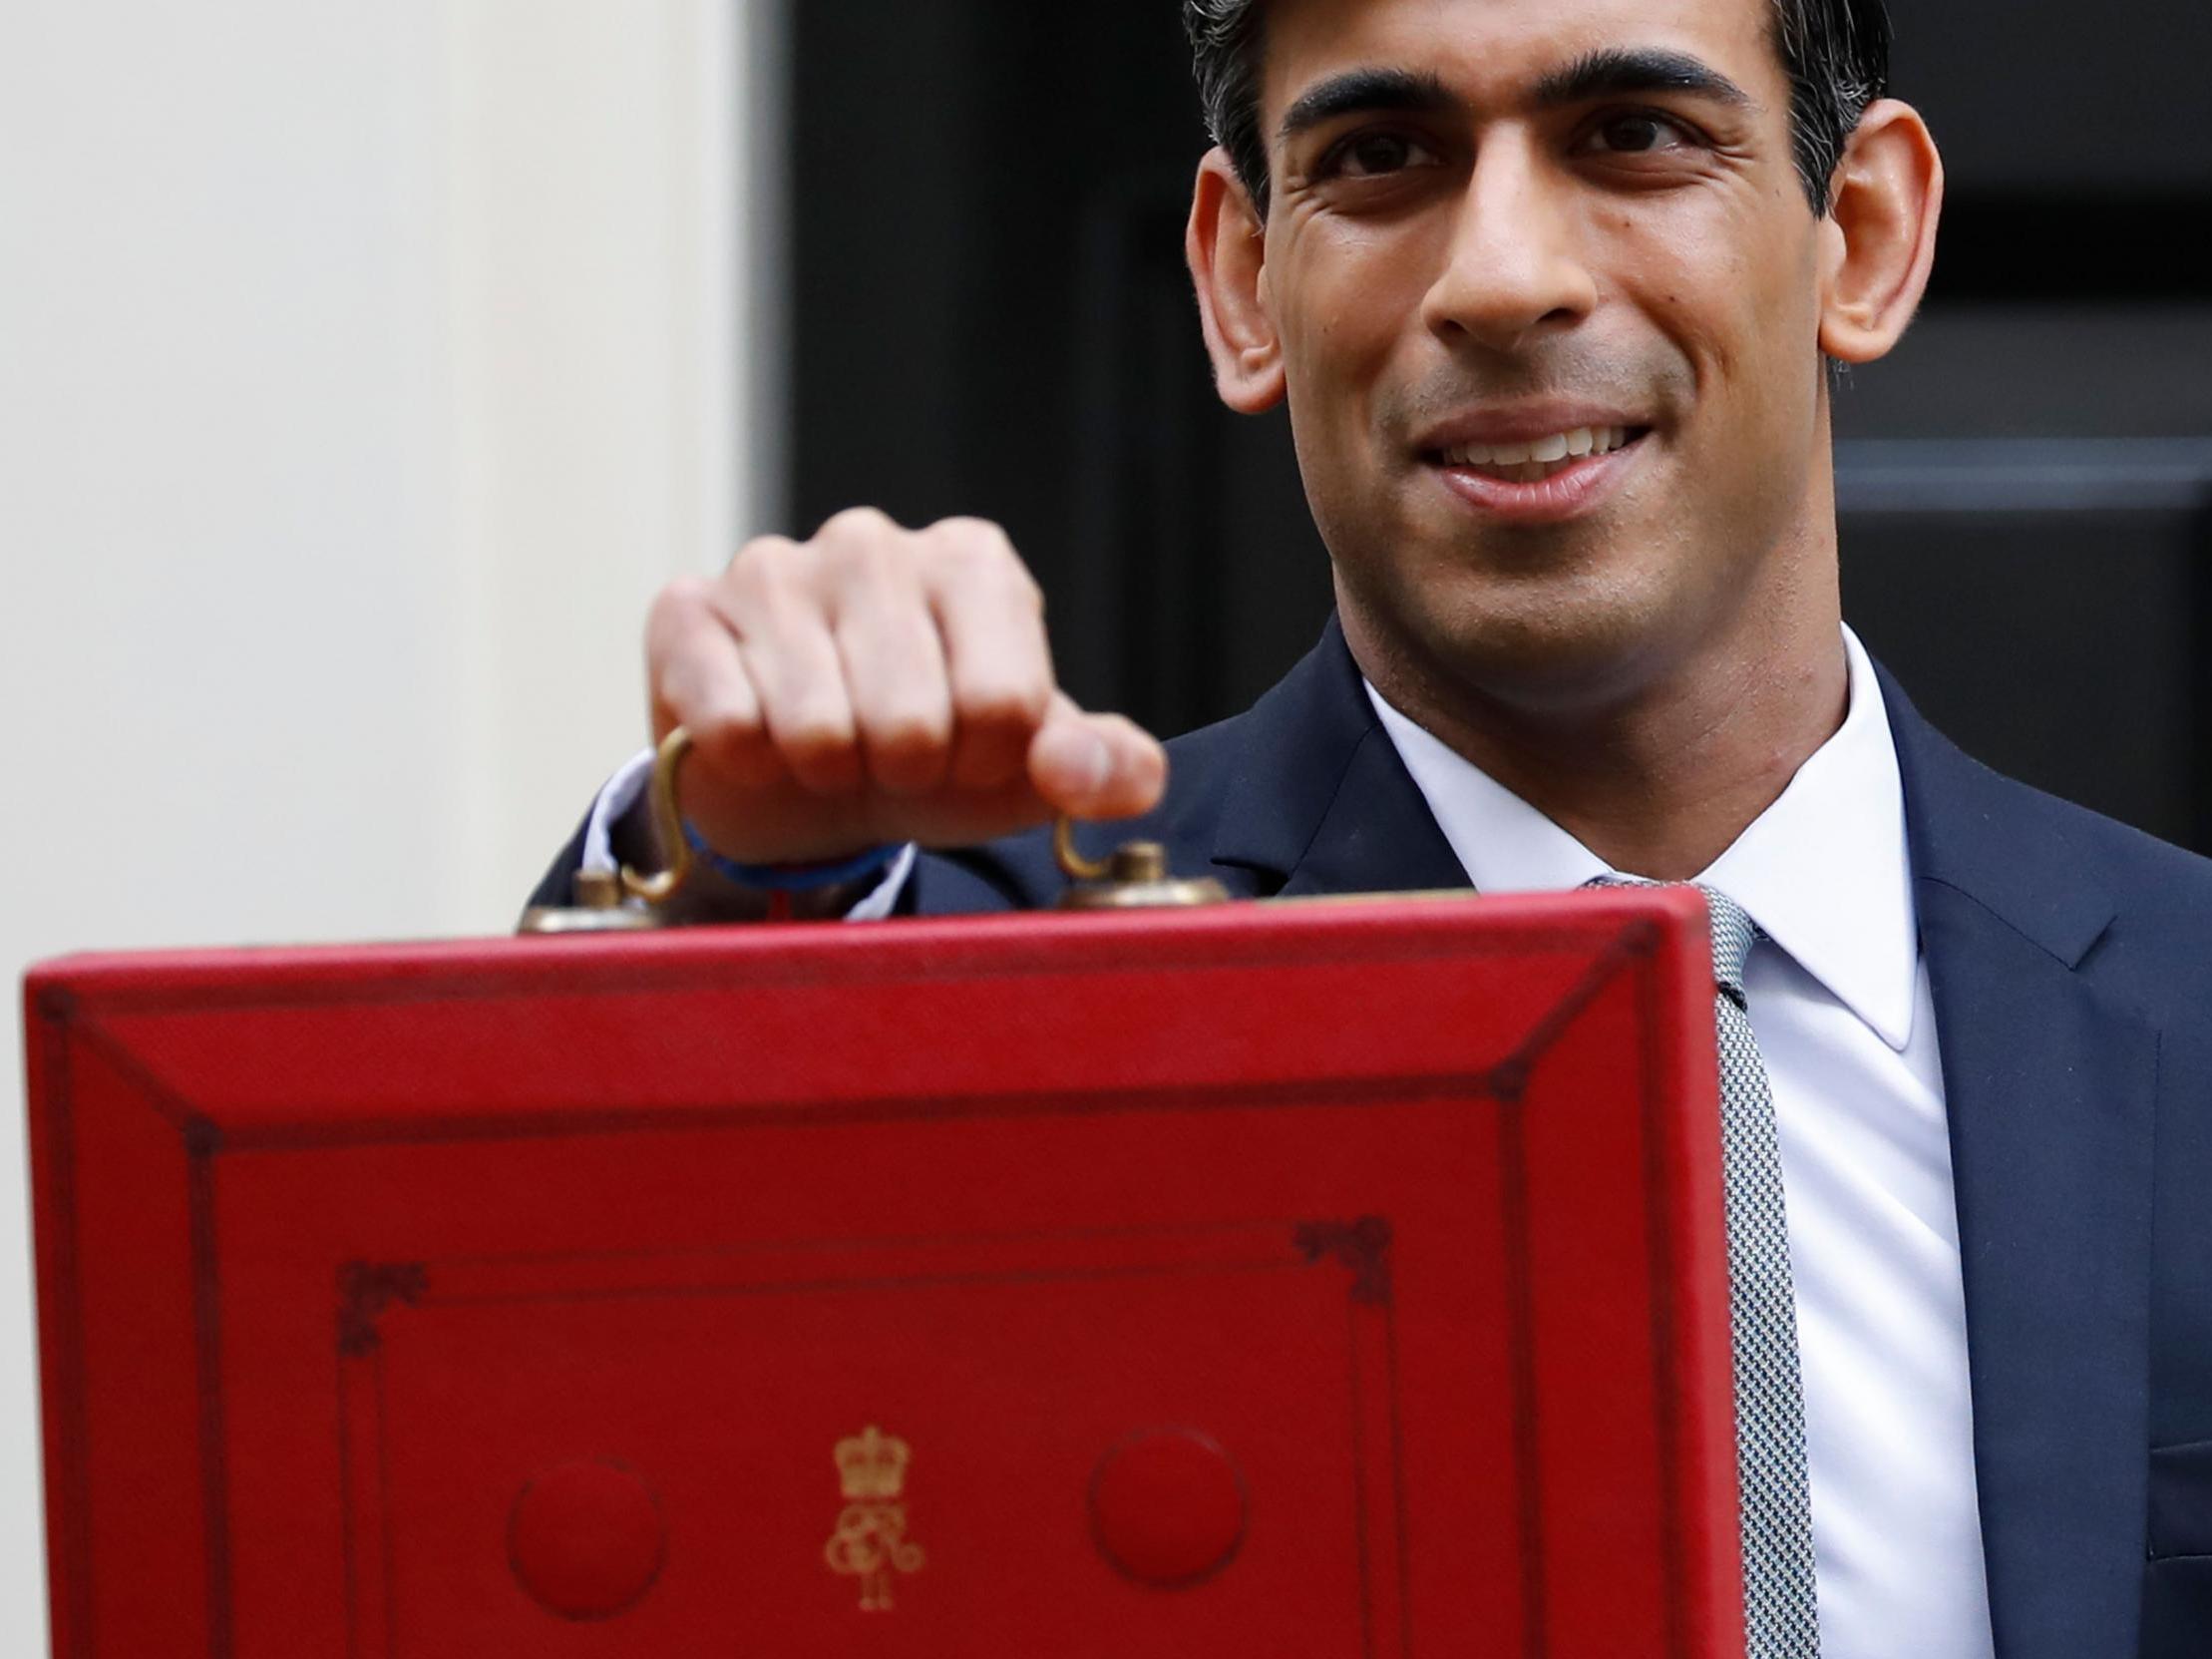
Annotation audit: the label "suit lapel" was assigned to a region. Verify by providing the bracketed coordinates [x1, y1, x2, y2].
[1885, 667, 2157, 1659]
[1210, 616, 1472, 899]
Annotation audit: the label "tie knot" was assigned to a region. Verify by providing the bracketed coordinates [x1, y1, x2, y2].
[1586, 876, 1759, 1000]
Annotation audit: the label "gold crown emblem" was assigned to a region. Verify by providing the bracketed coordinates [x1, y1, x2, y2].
[834, 1426, 911, 1501]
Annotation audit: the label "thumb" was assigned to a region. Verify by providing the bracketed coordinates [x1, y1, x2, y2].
[1026, 694, 1168, 819]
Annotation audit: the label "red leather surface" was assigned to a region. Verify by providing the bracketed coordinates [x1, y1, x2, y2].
[25, 889, 1739, 1658]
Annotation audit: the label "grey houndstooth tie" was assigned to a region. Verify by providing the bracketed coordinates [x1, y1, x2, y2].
[1595, 879, 1821, 1658]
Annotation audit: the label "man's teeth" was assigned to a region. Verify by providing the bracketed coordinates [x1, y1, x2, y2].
[1442, 425, 1635, 478]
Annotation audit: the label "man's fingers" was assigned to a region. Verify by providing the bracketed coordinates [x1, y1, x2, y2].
[645, 515, 1160, 865]
[925, 521, 1055, 790]
[645, 580, 784, 788]
[1027, 696, 1168, 819]
[831, 553, 955, 797]
[720, 588, 864, 796]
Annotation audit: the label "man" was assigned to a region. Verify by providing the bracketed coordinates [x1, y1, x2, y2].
[532, 2, 2212, 1655]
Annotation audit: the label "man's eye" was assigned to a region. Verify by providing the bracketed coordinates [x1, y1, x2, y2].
[1323, 132, 1442, 179]
[1583, 113, 1696, 156]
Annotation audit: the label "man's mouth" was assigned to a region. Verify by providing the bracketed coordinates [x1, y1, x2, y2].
[1430, 425, 1647, 485]
[1416, 419, 1655, 524]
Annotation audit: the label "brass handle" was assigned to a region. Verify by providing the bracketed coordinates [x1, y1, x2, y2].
[620, 725, 698, 906]
[1053, 817, 1228, 910]
[1052, 816, 1113, 884]
[519, 726, 698, 933]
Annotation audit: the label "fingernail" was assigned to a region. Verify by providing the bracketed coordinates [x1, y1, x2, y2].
[1073, 731, 1112, 796]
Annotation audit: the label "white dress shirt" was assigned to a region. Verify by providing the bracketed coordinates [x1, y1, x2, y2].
[578, 626, 1998, 1655]
[1371, 626, 1996, 1659]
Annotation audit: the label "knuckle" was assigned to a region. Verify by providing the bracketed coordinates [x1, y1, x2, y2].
[932, 514, 1012, 550]
[943, 529, 1042, 611]
[970, 536, 1023, 577]
[819, 505, 897, 543]
[647, 576, 711, 636]
[656, 573, 712, 611]
[926, 518, 1008, 570]
[722, 538, 799, 610]
[724, 534, 795, 581]
[838, 533, 916, 592]
[816, 529, 922, 605]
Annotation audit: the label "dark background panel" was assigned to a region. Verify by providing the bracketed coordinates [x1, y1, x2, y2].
[789, 0, 2212, 849]
[789, 1, 1327, 727]
[1890, 0, 2212, 195]
[1839, 486, 2212, 850]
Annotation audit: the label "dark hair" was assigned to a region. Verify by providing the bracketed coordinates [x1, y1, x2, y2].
[1183, 0, 1892, 217]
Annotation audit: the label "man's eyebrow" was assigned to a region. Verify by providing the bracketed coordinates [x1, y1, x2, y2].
[1277, 68, 1457, 146]
[1532, 47, 1754, 111]
[1274, 50, 1754, 148]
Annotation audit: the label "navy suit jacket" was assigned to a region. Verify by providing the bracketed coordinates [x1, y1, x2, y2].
[535, 617, 2212, 1658]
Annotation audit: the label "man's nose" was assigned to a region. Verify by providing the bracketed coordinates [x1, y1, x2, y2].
[1419, 131, 1598, 353]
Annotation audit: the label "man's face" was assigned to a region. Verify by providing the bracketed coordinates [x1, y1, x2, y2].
[1251, 0, 1833, 711]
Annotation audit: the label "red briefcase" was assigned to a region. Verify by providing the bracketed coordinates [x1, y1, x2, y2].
[25, 887, 1738, 1659]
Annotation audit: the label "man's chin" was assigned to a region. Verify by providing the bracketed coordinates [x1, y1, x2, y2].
[1350, 578, 1689, 719]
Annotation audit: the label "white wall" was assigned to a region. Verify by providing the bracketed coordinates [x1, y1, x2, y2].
[0, 2, 778, 1643]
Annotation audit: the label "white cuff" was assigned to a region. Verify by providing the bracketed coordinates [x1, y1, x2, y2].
[579, 748, 917, 921]
[579, 747, 657, 876]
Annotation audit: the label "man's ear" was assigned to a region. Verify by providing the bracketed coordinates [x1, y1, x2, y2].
[1818, 100, 1944, 364]
[1186, 148, 1287, 413]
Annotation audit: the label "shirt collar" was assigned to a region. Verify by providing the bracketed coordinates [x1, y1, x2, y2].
[1365, 625, 1920, 1050]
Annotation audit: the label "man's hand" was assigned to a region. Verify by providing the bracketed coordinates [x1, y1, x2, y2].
[643, 509, 1168, 868]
